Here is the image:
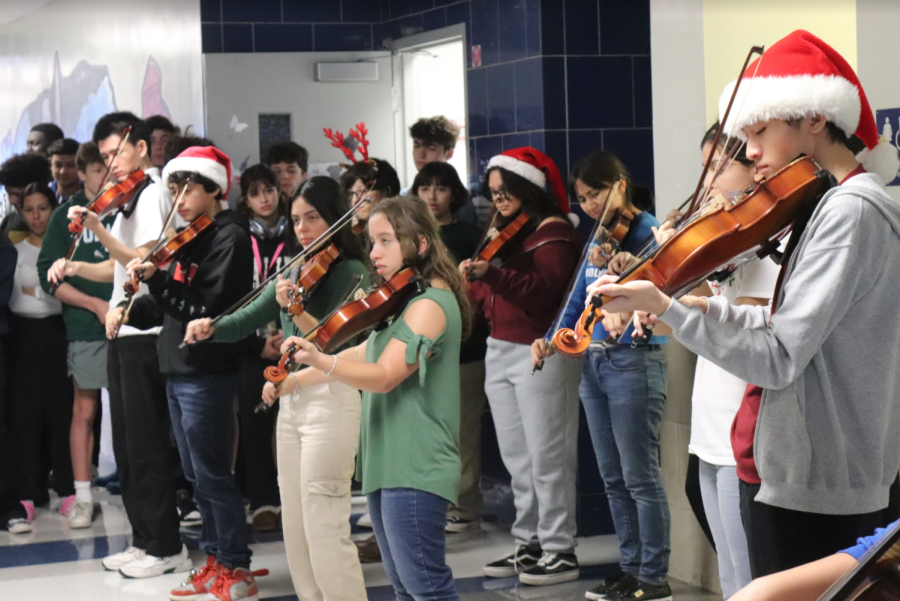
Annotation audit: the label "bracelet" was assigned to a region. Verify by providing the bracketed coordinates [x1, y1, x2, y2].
[322, 354, 338, 377]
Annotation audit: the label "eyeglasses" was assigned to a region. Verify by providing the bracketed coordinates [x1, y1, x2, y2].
[488, 188, 511, 203]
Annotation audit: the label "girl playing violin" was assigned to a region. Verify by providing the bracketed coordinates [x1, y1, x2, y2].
[532, 151, 673, 601]
[183, 176, 371, 601]
[266, 195, 471, 601]
[460, 147, 583, 586]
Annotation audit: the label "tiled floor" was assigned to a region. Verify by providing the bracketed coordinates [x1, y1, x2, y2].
[0, 489, 721, 600]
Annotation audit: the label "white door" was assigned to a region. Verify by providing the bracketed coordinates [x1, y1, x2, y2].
[389, 25, 469, 189]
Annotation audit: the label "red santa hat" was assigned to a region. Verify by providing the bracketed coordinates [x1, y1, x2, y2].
[719, 29, 900, 184]
[487, 147, 578, 226]
[163, 145, 232, 198]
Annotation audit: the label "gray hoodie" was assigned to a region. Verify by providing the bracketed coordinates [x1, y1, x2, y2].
[662, 172, 900, 515]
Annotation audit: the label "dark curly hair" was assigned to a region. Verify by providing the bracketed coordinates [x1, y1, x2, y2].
[0, 153, 52, 188]
[164, 134, 215, 165]
[340, 158, 401, 199]
[409, 116, 459, 151]
[237, 163, 286, 219]
[30, 123, 64, 144]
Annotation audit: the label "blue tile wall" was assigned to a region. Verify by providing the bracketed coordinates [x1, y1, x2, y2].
[201, 0, 653, 538]
[254, 24, 313, 52]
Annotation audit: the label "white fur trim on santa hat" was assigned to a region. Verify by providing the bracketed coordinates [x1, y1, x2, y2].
[856, 140, 900, 185]
[487, 154, 546, 188]
[719, 74, 861, 141]
[163, 156, 229, 194]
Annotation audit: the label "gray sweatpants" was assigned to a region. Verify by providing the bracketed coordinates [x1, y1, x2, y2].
[484, 337, 582, 552]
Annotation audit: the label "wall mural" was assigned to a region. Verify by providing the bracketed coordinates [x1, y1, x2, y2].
[0, 0, 202, 164]
[1, 53, 175, 162]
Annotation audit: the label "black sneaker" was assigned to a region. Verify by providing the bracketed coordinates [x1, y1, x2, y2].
[608, 579, 673, 601]
[585, 571, 639, 599]
[483, 543, 542, 578]
[519, 551, 580, 586]
[176, 489, 202, 527]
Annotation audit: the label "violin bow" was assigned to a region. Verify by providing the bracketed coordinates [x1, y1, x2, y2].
[685, 45, 765, 218]
[185, 182, 375, 341]
[51, 127, 134, 295]
[112, 184, 189, 339]
[253, 273, 364, 413]
[533, 181, 623, 374]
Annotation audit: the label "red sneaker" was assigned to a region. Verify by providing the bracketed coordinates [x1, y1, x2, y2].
[169, 555, 223, 600]
[200, 566, 269, 601]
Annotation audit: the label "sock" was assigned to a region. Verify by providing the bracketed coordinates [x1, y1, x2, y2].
[75, 481, 92, 503]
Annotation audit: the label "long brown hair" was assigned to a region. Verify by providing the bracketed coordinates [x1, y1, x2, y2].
[368, 196, 473, 338]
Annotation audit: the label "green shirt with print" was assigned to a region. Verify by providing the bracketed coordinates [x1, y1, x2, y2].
[37, 190, 115, 342]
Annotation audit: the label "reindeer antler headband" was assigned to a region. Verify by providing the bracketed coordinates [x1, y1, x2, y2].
[323, 122, 372, 166]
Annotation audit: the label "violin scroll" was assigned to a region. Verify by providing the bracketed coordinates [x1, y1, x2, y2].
[551, 294, 604, 358]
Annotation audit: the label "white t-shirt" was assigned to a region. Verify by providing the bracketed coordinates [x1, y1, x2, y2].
[10, 238, 62, 318]
[109, 168, 183, 337]
[688, 257, 781, 466]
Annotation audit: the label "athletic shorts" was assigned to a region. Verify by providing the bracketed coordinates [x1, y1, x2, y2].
[67, 340, 108, 390]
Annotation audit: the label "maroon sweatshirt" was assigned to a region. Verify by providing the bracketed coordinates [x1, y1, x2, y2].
[469, 220, 581, 345]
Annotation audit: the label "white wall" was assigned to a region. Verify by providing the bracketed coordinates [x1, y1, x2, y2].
[650, 0, 721, 592]
[857, 0, 900, 201]
[203, 51, 396, 191]
[0, 0, 203, 160]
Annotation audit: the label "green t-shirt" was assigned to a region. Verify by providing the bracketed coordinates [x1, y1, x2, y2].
[36, 190, 116, 342]
[213, 257, 371, 347]
[358, 286, 462, 504]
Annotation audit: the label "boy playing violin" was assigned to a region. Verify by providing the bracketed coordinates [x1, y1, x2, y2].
[123, 146, 260, 601]
[46, 112, 189, 577]
[588, 30, 900, 579]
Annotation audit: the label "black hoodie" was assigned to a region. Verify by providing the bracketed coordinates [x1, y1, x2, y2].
[127, 210, 253, 375]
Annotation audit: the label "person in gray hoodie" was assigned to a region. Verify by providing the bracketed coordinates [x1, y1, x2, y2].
[587, 30, 900, 583]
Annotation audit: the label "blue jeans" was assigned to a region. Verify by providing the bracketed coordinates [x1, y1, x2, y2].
[581, 345, 670, 585]
[368, 488, 459, 601]
[167, 374, 251, 569]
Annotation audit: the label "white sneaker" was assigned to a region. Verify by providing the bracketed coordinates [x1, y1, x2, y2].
[119, 545, 192, 578]
[67, 499, 94, 529]
[6, 518, 32, 534]
[356, 512, 372, 528]
[103, 547, 145, 571]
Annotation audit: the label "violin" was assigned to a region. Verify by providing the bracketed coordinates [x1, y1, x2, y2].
[814, 522, 900, 601]
[123, 215, 214, 295]
[466, 212, 530, 281]
[591, 207, 635, 267]
[256, 273, 366, 406]
[114, 215, 213, 339]
[70, 170, 148, 234]
[314, 267, 427, 354]
[284, 244, 340, 316]
[594, 156, 830, 308]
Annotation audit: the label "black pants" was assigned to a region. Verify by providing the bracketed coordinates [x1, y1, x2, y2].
[107, 335, 181, 557]
[237, 354, 280, 510]
[686, 454, 716, 550]
[739, 479, 886, 578]
[0, 333, 24, 520]
[7, 314, 74, 500]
